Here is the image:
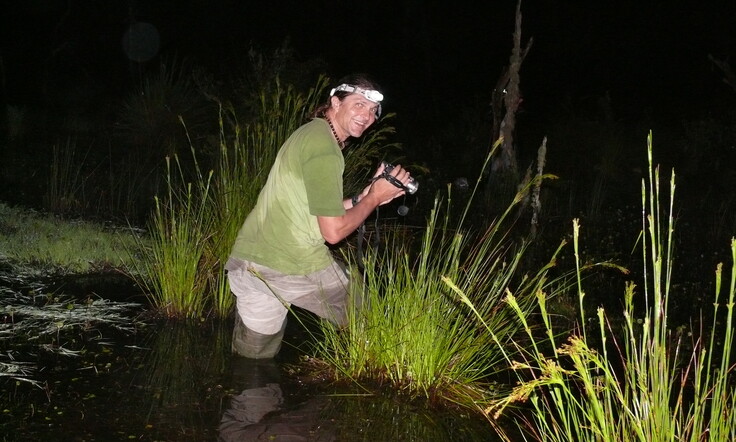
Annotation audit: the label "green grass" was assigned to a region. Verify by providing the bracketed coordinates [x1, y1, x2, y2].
[0, 203, 141, 274]
[124, 79, 325, 319]
[312, 131, 736, 439]
[125, 155, 214, 319]
[312, 141, 568, 408]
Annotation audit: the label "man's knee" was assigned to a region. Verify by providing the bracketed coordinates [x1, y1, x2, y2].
[231, 316, 286, 359]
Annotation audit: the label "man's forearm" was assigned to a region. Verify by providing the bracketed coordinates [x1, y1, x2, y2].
[319, 193, 380, 244]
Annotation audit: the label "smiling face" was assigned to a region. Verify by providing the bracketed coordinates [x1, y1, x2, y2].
[326, 93, 380, 143]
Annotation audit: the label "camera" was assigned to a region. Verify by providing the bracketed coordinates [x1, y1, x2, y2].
[380, 162, 418, 195]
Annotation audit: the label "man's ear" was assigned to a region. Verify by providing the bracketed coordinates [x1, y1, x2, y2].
[330, 95, 341, 109]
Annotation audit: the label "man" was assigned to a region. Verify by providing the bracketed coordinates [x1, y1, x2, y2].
[225, 74, 412, 359]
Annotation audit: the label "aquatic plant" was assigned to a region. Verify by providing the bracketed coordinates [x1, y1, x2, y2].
[0, 361, 39, 387]
[0, 277, 143, 387]
[313, 139, 565, 406]
[1, 294, 141, 337]
[126, 154, 214, 319]
[466, 133, 736, 441]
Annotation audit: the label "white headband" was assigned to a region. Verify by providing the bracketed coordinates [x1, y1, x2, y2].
[330, 84, 383, 117]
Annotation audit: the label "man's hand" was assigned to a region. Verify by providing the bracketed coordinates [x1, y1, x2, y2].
[367, 163, 411, 205]
[319, 163, 413, 244]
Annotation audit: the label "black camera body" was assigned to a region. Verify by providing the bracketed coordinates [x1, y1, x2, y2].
[381, 162, 418, 194]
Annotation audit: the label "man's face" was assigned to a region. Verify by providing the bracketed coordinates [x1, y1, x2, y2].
[331, 93, 380, 139]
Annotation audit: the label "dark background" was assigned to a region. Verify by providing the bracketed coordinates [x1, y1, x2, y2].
[1, 0, 735, 211]
[3, 2, 733, 114]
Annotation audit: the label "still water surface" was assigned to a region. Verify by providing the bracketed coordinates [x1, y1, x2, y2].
[1, 273, 501, 441]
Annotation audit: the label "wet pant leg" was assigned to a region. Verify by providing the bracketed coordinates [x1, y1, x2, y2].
[231, 314, 286, 359]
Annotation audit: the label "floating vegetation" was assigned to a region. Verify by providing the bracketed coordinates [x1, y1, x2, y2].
[0, 270, 144, 386]
[0, 355, 40, 387]
[1, 294, 142, 337]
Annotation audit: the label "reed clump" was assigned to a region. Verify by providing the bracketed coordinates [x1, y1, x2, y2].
[314, 140, 566, 407]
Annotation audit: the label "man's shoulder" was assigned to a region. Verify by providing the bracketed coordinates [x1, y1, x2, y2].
[294, 118, 327, 135]
[289, 119, 339, 158]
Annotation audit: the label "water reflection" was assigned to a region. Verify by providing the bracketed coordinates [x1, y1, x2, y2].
[218, 357, 334, 441]
[133, 318, 231, 437]
[218, 353, 500, 441]
[219, 383, 288, 439]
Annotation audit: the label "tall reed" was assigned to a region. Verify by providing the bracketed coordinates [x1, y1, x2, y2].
[464, 132, 736, 441]
[127, 154, 214, 318]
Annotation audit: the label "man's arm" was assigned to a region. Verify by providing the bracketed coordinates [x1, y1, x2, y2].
[318, 165, 410, 244]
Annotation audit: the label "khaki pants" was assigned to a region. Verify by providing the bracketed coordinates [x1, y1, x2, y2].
[226, 257, 352, 358]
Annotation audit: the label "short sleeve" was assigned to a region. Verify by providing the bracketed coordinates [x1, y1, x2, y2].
[301, 129, 345, 217]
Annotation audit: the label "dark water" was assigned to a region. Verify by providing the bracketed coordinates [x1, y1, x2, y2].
[0, 273, 501, 441]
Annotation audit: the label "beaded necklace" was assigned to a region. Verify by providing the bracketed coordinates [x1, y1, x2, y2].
[326, 117, 345, 149]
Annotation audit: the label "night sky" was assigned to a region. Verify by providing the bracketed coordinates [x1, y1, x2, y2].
[1, 1, 735, 178]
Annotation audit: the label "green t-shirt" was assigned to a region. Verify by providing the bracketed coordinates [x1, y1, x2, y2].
[229, 118, 346, 275]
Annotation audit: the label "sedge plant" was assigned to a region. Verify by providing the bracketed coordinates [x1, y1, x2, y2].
[313, 139, 565, 407]
[126, 77, 321, 318]
[463, 132, 736, 441]
[126, 153, 214, 319]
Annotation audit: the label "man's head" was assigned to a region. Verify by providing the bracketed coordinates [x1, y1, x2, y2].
[329, 74, 383, 118]
[312, 74, 384, 142]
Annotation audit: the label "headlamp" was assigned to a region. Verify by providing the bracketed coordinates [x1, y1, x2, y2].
[330, 84, 383, 117]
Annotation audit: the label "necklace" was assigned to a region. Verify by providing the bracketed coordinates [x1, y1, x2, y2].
[326, 117, 345, 149]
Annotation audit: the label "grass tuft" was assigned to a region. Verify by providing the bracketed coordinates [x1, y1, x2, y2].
[313, 140, 567, 408]
[0, 203, 140, 274]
